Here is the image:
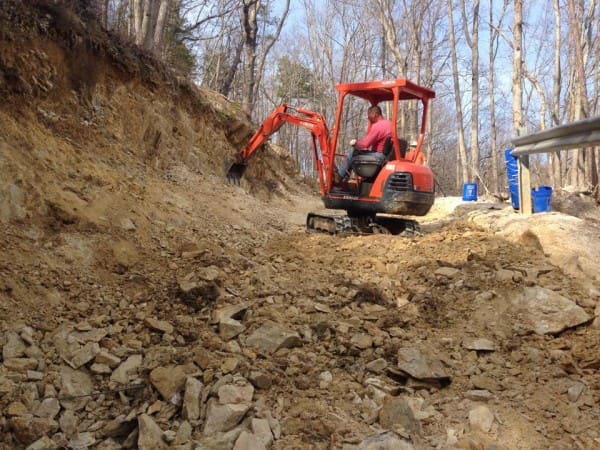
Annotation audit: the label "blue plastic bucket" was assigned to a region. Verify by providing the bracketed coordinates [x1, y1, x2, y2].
[509, 185, 553, 212]
[505, 148, 521, 210]
[505, 148, 518, 186]
[532, 186, 552, 213]
[462, 183, 478, 201]
[504, 148, 517, 164]
[509, 184, 520, 210]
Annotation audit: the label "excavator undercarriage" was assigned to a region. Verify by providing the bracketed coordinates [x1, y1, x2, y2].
[306, 212, 421, 236]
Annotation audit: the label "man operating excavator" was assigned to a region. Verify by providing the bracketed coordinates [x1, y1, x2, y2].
[226, 78, 436, 234]
[336, 105, 392, 183]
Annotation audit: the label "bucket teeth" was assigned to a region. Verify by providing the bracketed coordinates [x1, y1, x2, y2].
[226, 162, 247, 184]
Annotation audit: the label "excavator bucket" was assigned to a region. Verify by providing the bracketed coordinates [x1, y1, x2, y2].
[226, 161, 247, 183]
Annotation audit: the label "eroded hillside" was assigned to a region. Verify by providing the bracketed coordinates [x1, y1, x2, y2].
[1, 3, 600, 450]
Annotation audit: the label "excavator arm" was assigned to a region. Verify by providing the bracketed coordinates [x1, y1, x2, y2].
[226, 104, 335, 194]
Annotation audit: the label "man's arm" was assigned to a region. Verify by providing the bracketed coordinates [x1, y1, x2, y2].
[355, 124, 380, 149]
[355, 120, 390, 150]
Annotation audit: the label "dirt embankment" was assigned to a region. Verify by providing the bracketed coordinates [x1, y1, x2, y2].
[1, 3, 600, 450]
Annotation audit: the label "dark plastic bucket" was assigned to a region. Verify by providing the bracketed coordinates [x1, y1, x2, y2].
[462, 183, 478, 201]
[532, 186, 552, 213]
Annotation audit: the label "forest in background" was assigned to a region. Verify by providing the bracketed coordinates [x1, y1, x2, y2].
[64, 0, 599, 197]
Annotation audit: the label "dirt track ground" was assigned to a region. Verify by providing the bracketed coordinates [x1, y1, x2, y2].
[2, 153, 600, 448]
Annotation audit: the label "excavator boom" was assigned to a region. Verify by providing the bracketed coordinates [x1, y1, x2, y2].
[226, 104, 334, 192]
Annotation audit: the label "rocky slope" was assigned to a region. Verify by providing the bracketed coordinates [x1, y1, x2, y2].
[1, 3, 600, 450]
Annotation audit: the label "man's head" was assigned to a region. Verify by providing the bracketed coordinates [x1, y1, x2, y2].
[367, 105, 383, 123]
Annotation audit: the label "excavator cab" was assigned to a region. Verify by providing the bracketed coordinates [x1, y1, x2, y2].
[318, 80, 435, 223]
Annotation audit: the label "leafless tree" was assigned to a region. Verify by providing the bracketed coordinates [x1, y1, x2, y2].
[447, 0, 469, 186]
[460, 0, 480, 183]
[421, 3, 444, 164]
[487, 0, 508, 194]
[372, 0, 407, 78]
[512, 0, 524, 137]
[566, 0, 593, 189]
[550, 0, 563, 186]
[240, 0, 259, 116]
[240, 0, 290, 117]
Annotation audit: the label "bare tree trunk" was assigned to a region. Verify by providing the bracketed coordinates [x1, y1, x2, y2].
[133, 0, 143, 44]
[239, 0, 289, 118]
[568, 0, 591, 120]
[102, 0, 109, 28]
[422, 4, 445, 165]
[423, 11, 434, 163]
[380, 30, 387, 78]
[593, 45, 600, 196]
[523, 67, 548, 133]
[405, 2, 426, 138]
[373, 0, 410, 134]
[512, 0, 524, 135]
[582, 0, 596, 187]
[220, 37, 244, 96]
[153, 0, 169, 55]
[254, 0, 290, 110]
[447, 0, 469, 186]
[461, 0, 480, 182]
[566, 0, 589, 188]
[141, 0, 158, 51]
[374, 0, 407, 77]
[550, 0, 563, 187]
[488, 1, 497, 192]
[128, 0, 134, 37]
[115, 0, 129, 35]
[241, 0, 259, 117]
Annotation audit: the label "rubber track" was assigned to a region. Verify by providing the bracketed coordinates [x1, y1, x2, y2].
[306, 213, 355, 234]
[306, 213, 421, 236]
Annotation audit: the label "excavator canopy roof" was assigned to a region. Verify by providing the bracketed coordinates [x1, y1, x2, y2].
[335, 79, 435, 105]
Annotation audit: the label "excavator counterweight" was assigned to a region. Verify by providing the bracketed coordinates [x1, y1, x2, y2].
[226, 79, 436, 235]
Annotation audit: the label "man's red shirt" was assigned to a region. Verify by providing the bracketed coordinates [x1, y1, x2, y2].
[355, 118, 392, 152]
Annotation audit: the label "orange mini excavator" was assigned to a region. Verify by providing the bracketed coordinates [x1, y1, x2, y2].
[226, 78, 436, 234]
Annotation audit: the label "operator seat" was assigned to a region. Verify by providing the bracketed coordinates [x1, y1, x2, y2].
[351, 151, 386, 180]
[382, 136, 408, 160]
[352, 136, 408, 180]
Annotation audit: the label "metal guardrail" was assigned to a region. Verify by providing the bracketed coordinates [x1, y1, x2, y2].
[512, 115, 600, 156]
[510, 115, 600, 214]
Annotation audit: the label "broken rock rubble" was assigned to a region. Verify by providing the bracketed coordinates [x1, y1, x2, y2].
[1, 196, 599, 450]
[0, 318, 284, 449]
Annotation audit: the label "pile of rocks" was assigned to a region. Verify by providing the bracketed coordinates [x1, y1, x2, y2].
[0, 315, 282, 450]
[1, 299, 433, 450]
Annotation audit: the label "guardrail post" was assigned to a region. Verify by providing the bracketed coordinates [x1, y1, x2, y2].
[517, 155, 532, 214]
